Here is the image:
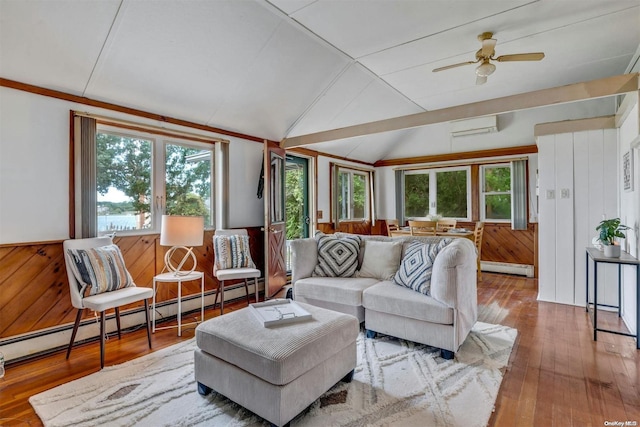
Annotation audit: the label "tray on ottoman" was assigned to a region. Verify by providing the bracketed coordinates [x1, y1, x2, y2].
[194, 302, 358, 427]
[249, 298, 312, 327]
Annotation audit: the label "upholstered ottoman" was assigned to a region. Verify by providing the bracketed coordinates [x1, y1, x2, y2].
[194, 302, 359, 427]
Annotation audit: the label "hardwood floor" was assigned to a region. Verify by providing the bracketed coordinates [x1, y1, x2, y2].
[1, 274, 638, 426]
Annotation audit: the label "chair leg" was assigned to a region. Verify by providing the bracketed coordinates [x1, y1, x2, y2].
[244, 279, 250, 305]
[144, 299, 152, 349]
[66, 309, 83, 360]
[99, 311, 106, 369]
[115, 307, 122, 339]
[220, 280, 225, 315]
[255, 278, 259, 303]
[213, 280, 220, 309]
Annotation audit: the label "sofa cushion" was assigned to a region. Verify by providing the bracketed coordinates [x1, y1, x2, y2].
[313, 232, 360, 277]
[295, 276, 379, 306]
[357, 240, 403, 280]
[363, 281, 454, 325]
[393, 239, 451, 295]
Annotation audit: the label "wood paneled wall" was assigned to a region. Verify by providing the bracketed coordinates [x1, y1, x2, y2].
[0, 228, 264, 340]
[377, 219, 536, 268]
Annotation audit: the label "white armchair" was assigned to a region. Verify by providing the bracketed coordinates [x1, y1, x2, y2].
[63, 236, 153, 368]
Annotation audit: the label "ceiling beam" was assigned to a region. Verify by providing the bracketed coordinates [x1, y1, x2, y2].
[281, 73, 639, 149]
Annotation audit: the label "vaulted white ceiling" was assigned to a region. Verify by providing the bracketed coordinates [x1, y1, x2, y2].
[1, 0, 639, 163]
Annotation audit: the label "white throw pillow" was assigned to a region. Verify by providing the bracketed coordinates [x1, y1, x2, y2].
[357, 240, 403, 280]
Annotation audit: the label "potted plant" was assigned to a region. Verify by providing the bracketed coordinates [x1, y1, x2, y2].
[596, 218, 629, 258]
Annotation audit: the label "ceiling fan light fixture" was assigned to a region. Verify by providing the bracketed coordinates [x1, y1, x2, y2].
[476, 60, 496, 77]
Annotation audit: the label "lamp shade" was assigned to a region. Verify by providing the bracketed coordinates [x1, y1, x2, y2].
[476, 60, 496, 77]
[160, 215, 204, 247]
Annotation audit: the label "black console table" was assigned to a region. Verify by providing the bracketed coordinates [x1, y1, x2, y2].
[585, 247, 640, 349]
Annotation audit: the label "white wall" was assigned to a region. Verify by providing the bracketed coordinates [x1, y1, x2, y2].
[537, 129, 618, 306]
[0, 86, 263, 244]
[618, 98, 639, 335]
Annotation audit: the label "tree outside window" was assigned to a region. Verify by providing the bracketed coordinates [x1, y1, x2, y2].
[482, 164, 511, 221]
[404, 173, 429, 217]
[96, 131, 213, 233]
[336, 168, 369, 221]
[403, 167, 470, 220]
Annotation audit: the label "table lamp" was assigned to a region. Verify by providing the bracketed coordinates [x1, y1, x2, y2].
[160, 215, 204, 276]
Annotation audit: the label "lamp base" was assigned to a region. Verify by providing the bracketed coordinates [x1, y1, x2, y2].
[164, 246, 197, 275]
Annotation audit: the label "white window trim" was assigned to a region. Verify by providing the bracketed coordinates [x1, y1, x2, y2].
[404, 166, 471, 221]
[95, 124, 216, 235]
[480, 163, 511, 223]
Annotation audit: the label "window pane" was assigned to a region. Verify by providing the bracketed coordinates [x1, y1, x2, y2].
[484, 166, 510, 192]
[352, 173, 366, 219]
[338, 171, 349, 220]
[97, 133, 152, 232]
[404, 173, 429, 217]
[436, 170, 467, 217]
[285, 163, 305, 240]
[485, 194, 512, 219]
[165, 144, 212, 225]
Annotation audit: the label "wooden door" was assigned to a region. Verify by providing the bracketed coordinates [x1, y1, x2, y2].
[263, 140, 287, 298]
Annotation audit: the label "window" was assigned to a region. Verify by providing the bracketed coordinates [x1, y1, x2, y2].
[331, 165, 372, 223]
[481, 164, 511, 221]
[403, 166, 470, 220]
[96, 133, 152, 232]
[337, 169, 369, 220]
[74, 115, 217, 237]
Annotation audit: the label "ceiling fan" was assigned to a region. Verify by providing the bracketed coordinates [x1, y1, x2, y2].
[432, 32, 545, 85]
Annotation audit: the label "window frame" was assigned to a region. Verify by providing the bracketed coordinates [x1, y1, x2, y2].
[331, 164, 373, 224]
[337, 168, 370, 221]
[403, 165, 471, 221]
[93, 124, 216, 236]
[479, 163, 512, 223]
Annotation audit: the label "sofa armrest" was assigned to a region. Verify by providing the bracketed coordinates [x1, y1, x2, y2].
[430, 238, 477, 310]
[290, 238, 318, 284]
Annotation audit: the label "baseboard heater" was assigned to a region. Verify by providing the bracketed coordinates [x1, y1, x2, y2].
[1, 280, 264, 363]
[481, 261, 534, 278]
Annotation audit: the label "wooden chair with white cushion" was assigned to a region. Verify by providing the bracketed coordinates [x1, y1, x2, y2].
[213, 229, 261, 315]
[63, 236, 153, 369]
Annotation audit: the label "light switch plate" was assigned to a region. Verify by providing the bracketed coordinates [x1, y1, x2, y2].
[561, 188, 570, 199]
[546, 190, 555, 199]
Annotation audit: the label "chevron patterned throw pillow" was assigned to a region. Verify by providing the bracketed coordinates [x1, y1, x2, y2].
[393, 239, 452, 295]
[312, 232, 361, 277]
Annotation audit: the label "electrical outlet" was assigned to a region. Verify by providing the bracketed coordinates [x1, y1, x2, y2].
[561, 188, 570, 199]
[546, 190, 555, 199]
[317, 210, 323, 219]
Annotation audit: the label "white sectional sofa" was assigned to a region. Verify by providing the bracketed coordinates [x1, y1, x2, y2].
[290, 233, 478, 359]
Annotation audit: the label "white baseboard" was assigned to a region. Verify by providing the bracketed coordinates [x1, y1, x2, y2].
[481, 261, 534, 278]
[1, 282, 263, 363]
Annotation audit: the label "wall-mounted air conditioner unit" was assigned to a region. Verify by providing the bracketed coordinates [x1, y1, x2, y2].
[450, 115, 498, 137]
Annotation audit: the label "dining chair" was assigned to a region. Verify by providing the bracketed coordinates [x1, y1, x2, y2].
[63, 236, 153, 369]
[436, 219, 457, 232]
[473, 222, 485, 280]
[408, 220, 437, 236]
[386, 219, 400, 236]
[213, 229, 261, 315]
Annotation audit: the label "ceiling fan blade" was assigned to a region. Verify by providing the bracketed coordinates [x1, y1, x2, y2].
[432, 61, 477, 72]
[481, 38, 497, 57]
[476, 75, 487, 85]
[495, 52, 545, 62]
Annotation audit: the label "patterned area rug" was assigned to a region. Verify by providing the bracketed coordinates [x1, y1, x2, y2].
[30, 322, 516, 427]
